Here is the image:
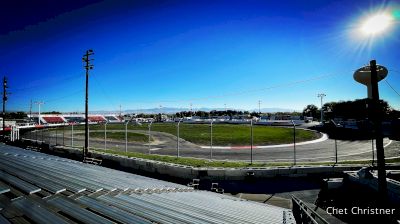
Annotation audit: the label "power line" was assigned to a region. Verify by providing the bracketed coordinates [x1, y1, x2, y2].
[133, 72, 346, 105]
[384, 80, 400, 98]
[44, 89, 84, 103]
[11, 73, 83, 93]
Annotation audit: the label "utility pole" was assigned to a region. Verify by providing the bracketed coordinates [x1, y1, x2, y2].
[34, 101, 44, 125]
[119, 105, 122, 117]
[369, 60, 387, 201]
[2, 77, 8, 138]
[354, 60, 388, 201]
[83, 49, 94, 157]
[258, 100, 261, 114]
[317, 93, 326, 122]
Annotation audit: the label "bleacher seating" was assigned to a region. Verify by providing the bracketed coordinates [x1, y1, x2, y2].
[88, 116, 106, 123]
[0, 145, 295, 224]
[42, 116, 65, 124]
[104, 115, 120, 122]
[64, 117, 85, 123]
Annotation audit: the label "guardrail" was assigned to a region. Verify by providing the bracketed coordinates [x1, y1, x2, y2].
[291, 195, 329, 224]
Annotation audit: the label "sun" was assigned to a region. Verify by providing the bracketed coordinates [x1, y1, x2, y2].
[360, 13, 394, 36]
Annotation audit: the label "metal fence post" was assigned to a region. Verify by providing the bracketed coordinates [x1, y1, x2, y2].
[88, 124, 90, 149]
[55, 128, 58, 145]
[335, 138, 338, 164]
[250, 119, 253, 164]
[104, 122, 108, 150]
[63, 125, 65, 146]
[71, 124, 74, 147]
[148, 120, 153, 154]
[177, 119, 182, 158]
[291, 120, 296, 166]
[210, 120, 213, 160]
[372, 139, 375, 166]
[125, 121, 129, 153]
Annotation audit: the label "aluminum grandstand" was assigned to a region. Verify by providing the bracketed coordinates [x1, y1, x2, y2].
[0, 144, 295, 223]
[28, 114, 121, 125]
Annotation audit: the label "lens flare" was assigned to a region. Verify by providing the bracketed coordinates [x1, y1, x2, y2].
[360, 13, 393, 35]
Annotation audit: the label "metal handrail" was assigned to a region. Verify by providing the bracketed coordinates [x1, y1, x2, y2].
[291, 195, 329, 224]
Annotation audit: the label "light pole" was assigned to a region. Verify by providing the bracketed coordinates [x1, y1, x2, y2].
[177, 119, 182, 158]
[317, 93, 326, 122]
[35, 101, 44, 125]
[83, 49, 94, 158]
[148, 120, 153, 154]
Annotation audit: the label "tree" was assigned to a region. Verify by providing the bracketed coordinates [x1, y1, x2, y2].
[303, 104, 319, 119]
[5, 112, 27, 119]
[319, 98, 393, 121]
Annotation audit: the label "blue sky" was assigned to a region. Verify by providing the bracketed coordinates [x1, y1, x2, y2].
[1, 0, 399, 113]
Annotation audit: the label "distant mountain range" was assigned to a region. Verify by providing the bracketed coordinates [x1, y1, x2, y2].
[87, 107, 298, 114]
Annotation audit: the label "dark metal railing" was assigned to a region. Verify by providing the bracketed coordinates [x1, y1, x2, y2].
[291, 195, 329, 224]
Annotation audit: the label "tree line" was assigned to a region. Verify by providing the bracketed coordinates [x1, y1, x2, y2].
[303, 98, 400, 121]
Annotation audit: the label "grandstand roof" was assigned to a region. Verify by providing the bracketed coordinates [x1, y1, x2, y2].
[0, 144, 294, 223]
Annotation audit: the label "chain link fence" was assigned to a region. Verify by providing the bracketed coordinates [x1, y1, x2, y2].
[18, 122, 386, 164]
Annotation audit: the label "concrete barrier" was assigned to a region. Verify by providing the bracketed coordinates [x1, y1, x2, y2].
[18, 142, 365, 182]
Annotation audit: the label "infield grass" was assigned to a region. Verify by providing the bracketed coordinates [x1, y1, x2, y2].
[64, 123, 319, 146]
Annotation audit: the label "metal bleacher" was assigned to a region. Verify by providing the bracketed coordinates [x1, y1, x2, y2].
[0, 144, 295, 223]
